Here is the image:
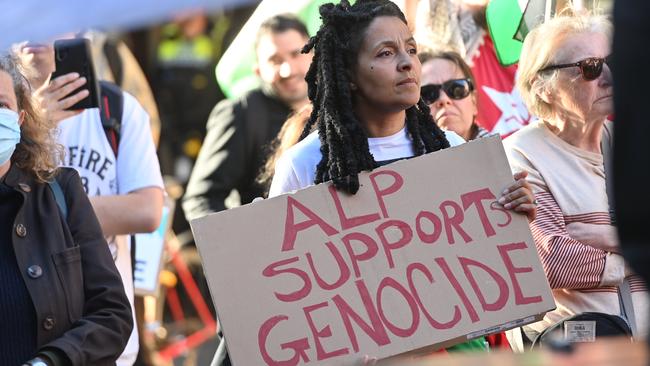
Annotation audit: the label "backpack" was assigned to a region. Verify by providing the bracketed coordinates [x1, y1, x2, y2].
[50, 82, 136, 278]
[49, 81, 123, 218]
[98, 81, 123, 157]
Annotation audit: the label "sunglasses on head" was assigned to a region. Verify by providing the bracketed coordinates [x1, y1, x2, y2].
[420, 78, 474, 105]
[539, 55, 611, 81]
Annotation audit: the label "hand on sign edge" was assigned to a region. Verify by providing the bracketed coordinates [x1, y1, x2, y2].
[497, 171, 537, 222]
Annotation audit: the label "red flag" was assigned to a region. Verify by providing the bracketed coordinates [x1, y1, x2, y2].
[470, 34, 533, 137]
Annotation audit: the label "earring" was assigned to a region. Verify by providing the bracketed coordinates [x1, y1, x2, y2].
[349, 83, 357, 90]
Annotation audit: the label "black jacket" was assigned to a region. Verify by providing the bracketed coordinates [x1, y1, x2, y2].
[182, 88, 291, 221]
[3, 165, 133, 365]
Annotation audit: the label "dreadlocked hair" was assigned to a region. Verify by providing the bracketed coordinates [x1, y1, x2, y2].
[300, 0, 450, 194]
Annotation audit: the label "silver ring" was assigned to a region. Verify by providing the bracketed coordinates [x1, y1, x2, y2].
[533, 199, 538, 206]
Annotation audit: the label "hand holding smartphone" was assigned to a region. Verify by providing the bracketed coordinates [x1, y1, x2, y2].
[50, 38, 100, 110]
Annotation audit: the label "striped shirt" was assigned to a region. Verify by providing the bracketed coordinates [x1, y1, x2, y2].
[504, 121, 649, 337]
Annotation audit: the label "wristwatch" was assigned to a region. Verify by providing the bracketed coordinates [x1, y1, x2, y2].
[23, 357, 50, 366]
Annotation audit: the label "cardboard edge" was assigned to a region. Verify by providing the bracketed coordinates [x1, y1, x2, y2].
[190, 136, 552, 365]
[381, 312, 548, 362]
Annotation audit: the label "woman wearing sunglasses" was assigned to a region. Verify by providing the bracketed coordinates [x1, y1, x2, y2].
[505, 13, 649, 342]
[419, 50, 491, 141]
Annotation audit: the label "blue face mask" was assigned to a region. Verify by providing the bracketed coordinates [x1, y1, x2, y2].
[0, 108, 21, 166]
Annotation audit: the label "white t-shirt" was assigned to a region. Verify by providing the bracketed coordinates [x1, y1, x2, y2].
[269, 127, 465, 196]
[57, 91, 164, 366]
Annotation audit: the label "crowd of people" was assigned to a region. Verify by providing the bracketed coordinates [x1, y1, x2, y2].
[0, 0, 647, 365]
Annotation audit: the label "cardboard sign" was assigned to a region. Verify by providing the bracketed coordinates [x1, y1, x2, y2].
[191, 136, 555, 366]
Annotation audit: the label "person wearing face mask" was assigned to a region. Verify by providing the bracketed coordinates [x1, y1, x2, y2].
[0, 107, 20, 166]
[16, 34, 164, 365]
[0, 54, 132, 365]
[419, 50, 492, 141]
[505, 12, 650, 343]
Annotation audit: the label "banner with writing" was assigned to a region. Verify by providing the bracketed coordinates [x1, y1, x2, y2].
[191, 136, 555, 366]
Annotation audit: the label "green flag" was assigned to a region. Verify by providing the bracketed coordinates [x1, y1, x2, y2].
[487, 0, 556, 66]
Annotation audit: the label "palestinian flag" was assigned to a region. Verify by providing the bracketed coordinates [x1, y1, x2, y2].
[486, 0, 556, 66]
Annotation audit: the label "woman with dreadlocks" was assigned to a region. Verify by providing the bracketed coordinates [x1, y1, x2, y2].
[264, 0, 536, 358]
[268, 0, 535, 219]
[269, 0, 460, 196]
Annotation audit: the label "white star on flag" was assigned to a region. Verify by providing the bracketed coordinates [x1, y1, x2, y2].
[483, 85, 536, 136]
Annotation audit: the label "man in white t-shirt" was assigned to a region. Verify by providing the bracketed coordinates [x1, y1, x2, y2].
[17, 40, 164, 366]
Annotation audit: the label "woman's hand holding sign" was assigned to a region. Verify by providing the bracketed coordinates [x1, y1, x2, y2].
[498, 171, 536, 222]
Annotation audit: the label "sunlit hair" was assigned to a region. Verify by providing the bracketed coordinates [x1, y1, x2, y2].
[257, 104, 313, 189]
[301, 0, 449, 194]
[1, 54, 62, 181]
[517, 10, 612, 119]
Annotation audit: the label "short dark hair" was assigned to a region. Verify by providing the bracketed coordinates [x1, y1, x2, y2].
[255, 14, 310, 47]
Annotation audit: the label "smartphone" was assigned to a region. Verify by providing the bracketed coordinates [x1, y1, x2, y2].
[51, 38, 100, 110]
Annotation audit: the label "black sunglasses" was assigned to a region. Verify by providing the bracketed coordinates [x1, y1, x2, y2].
[420, 78, 474, 105]
[539, 55, 611, 81]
